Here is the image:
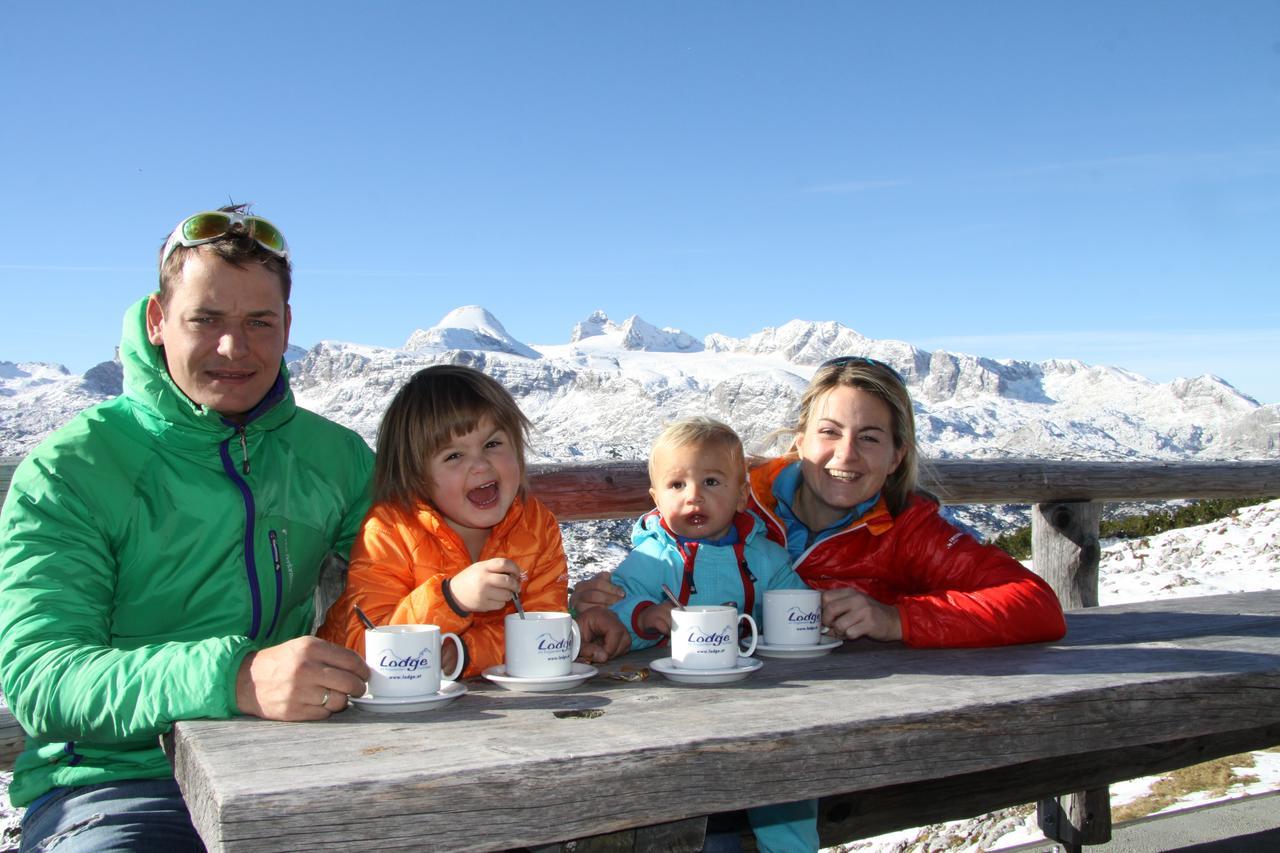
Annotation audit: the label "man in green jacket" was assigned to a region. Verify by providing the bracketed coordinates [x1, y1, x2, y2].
[0, 206, 375, 851]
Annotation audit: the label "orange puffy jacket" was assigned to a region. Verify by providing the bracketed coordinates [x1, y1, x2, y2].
[748, 457, 1066, 648]
[318, 495, 569, 678]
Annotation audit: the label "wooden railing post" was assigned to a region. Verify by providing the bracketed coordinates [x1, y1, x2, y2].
[1031, 500, 1102, 609]
[1031, 500, 1110, 850]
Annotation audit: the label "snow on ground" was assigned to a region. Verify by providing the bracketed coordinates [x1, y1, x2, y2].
[3, 501, 1278, 851]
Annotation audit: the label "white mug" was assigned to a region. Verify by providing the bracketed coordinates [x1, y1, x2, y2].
[670, 605, 758, 670]
[365, 624, 464, 697]
[763, 589, 823, 646]
[504, 611, 582, 678]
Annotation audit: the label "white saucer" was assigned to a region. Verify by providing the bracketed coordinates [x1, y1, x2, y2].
[349, 680, 467, 713]
[754, 636, 844, 659]
[482, 662, 598, 692]
[650, 656, 763, 685]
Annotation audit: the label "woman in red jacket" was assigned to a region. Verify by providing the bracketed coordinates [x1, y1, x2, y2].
[574, 356, 1065, 647]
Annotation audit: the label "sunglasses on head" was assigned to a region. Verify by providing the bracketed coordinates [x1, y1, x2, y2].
[160, 210, 290, 268]
[819, 355, 904, 382]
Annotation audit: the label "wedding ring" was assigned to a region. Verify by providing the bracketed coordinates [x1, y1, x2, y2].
[320, 689, 330, 708]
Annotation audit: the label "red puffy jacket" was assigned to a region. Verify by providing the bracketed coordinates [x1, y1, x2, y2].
[748, 457, 1066, 648]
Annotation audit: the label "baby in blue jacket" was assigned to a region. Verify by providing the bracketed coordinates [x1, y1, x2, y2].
[610, 416, 818, 853]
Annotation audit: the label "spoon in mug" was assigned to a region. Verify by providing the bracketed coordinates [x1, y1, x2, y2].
[512, 590, 526, 619]
[354, 605, 377, 630]
[660, 583, 685, 610]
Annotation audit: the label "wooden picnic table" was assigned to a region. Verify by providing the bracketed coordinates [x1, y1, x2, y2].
[168, 590, 1280, 852]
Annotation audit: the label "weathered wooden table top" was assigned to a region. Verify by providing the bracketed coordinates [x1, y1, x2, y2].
[170, 590, 1280, 852]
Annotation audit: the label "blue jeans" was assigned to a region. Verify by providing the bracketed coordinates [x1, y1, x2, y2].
[19, 778, 205, 853]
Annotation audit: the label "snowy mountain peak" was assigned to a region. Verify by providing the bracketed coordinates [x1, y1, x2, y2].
[617, 315, 703, 352]
[570, 310, 616, 342]
[714, 318, 881, 365]
[404, 306, 539, 359]
[567, 311, 702, 352]
[0, 361, 71, 382]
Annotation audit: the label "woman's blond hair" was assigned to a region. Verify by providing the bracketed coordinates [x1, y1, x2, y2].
[788, 358, 918, 514]
[374, 364, 531, 509]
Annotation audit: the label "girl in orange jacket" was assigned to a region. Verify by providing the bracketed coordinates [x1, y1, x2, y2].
[319, 365, 569, 678]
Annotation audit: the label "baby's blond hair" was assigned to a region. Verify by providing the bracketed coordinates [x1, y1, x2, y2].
[648, 416, 747, 485]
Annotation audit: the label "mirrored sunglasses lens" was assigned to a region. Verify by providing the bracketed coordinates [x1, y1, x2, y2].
[181, 212, 233, 241]
[248, 218, 286, 253]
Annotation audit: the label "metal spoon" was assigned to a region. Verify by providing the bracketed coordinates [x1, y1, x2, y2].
[660, 583, 685, 610]
[354, 605, 376, 630]
[512, 590, 526, 619]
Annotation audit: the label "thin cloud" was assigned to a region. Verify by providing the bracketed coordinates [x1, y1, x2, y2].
[806, 178, 909, 194]
[0, 264, 150, 273]
[300, 268, 451, 279]
[986, 147, 1280, 183]
[915, 328, 1279, 359]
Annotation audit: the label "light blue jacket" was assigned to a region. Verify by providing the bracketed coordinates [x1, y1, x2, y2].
[610, 510, 808, 649]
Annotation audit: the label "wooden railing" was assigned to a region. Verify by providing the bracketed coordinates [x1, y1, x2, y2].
[3, 455, 1279, 848]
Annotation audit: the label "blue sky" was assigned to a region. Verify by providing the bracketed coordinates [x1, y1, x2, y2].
[2, 2, 1278, 403]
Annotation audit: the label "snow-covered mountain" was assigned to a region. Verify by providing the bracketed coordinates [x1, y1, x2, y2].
[403, 306, 541, 359]
[2, 309, 1276, 466]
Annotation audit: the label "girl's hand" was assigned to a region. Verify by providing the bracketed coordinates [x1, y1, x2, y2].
[450, 558, 523, 613]
[637, 601, 675, 638]
[821, 588, 903, 642]
[569, 571, 626, 612]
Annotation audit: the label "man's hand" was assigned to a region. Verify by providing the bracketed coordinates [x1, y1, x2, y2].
[569, 571, 625, 612]
[235, 636, 370, 721]
[821, 588, 903, 642]
[450, 558, 523, 613]
[575, 607, 631, 663]
[636, 601, 675, 638]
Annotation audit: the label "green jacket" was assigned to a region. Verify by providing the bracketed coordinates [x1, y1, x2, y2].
[0, 297, 374, 806]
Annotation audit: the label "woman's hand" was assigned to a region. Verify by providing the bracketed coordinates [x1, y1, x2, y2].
[569, 571, 625, 612]
[821, 588, 902, 642]
[449, 558, 523, 613]
[636, 601, 675, 638]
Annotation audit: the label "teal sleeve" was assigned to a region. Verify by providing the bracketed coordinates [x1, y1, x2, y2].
[0, 460, 251, 746]
[748, 799, 819, 853]
[608, 538, 683, 651]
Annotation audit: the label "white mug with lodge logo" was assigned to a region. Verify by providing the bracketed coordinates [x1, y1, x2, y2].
[763, 589, 823, 646]
[504, 611, 582, 678]
[365, 624, 464, 697]
[671, 605, 758, 670]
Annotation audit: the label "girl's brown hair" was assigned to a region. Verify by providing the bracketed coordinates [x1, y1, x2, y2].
[374, 364, 531, 509]
[788, 358, 919, 515]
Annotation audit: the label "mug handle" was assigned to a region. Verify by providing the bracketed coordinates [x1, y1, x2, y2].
[737, 613, 758, 657]
[569, 620, 582, 662]
[442, 632, 465, 681]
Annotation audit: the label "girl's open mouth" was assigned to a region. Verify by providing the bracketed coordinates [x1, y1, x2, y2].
[467, 481, 500, 509]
